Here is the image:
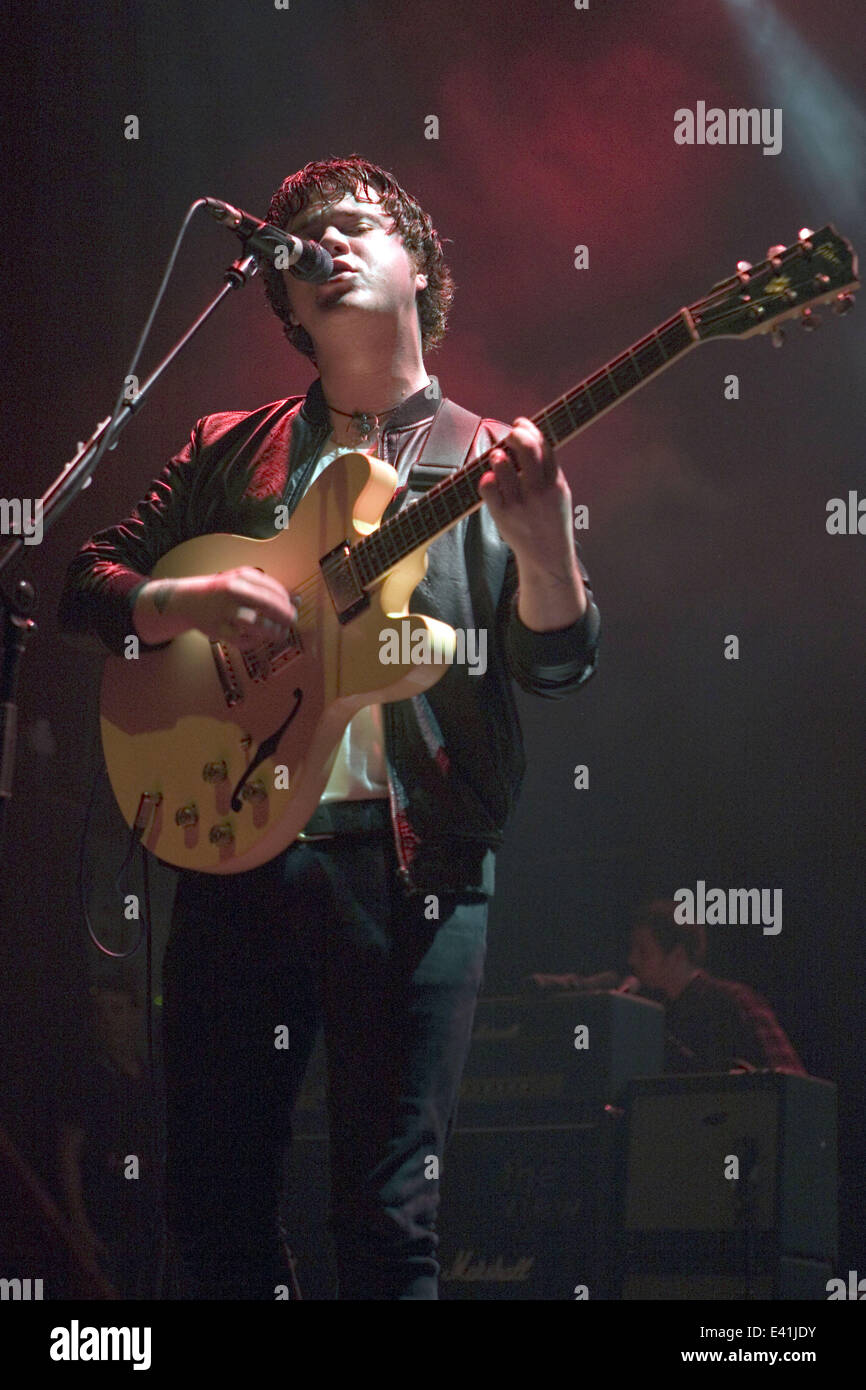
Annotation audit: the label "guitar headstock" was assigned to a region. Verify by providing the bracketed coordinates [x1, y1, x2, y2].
[690, 225, 859, 344]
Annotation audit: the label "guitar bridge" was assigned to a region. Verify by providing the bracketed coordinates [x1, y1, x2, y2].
[320, 540, 369, 623]
[211, 641, 243, 706]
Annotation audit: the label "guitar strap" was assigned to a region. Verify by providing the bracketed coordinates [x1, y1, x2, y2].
[407, 397, 484, 491]
[379, 396, 484, 524]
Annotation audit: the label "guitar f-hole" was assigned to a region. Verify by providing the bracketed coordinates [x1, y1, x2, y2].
[229, 687, 304, 812]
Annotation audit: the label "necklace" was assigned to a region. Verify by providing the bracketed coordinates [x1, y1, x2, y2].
[325, 401, 400, 444]
[325, 376, 434, 444]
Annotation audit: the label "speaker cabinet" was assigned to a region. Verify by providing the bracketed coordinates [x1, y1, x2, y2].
[622, 1259, 833, 1301]
[438, 1118, 620, 1299]
[620, 1072, 837, 1299]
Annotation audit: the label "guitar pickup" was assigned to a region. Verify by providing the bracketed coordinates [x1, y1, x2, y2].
[320, 540, 369, 623]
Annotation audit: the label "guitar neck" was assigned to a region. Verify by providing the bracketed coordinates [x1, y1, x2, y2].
[352, 307, 698, 586]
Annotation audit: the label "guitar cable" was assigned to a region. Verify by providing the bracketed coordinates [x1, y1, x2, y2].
[77, 748, 159, 1081]
[77, 756, 148, 963]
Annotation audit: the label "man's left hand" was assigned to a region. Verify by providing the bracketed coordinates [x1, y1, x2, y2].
[478, 418, 587, 631]
[478, 418, 574, 566]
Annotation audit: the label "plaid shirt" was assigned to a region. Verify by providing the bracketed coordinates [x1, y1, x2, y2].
[663, 970, 806, 1073]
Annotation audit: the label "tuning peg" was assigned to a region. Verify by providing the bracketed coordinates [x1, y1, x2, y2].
[800, 308, 820, 330]
[766, 244, 786, 258]
[771, 327, 785, 348]
[832, 292, 855, 315]
[798, 227, 815, 241]
[736, 259, 753, 274]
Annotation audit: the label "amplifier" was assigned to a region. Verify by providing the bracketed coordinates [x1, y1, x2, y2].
[291, 990, 665, 1139]
[437, 1118, 621, 1299]
[620, 1071, 838, 1298]
[455, 991, 664, 1127]
[622, 1259, 834, 1301]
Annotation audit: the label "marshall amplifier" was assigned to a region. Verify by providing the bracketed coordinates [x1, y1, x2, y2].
[284, 1111, 625, 1301]
[620, 1072, 838, 1300]
[437, 1115, 622, 1299]
[455, 990, 665, 1128]
[290, 990, 665, 1140]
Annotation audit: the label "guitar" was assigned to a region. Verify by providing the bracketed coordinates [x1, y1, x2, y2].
[100, 224, 858, 873]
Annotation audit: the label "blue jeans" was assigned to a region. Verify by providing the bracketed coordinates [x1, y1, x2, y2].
[162, 833, 488, 1299]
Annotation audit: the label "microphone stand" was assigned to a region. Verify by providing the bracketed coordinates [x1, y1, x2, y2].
[0, 251, 258, 863]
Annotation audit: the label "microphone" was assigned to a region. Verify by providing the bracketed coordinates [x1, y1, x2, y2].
[204, 198, 334, 282]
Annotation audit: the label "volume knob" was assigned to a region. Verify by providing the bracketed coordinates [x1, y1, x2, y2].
[240, 779, 267, 804]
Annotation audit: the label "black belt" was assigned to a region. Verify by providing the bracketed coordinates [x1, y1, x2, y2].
[296, 798, 391, 841]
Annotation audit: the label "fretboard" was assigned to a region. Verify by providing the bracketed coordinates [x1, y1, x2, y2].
[352, 308, 697, 587]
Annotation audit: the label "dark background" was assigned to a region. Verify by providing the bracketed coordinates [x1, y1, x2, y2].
[2, 0, 864, 1280]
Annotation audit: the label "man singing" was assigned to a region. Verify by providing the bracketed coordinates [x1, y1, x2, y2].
[59, 156, 601, 1299]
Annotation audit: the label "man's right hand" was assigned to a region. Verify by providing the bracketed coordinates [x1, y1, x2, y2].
[133, 568, 298, 650]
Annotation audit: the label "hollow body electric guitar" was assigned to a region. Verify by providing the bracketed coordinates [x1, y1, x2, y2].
[100, 225, 858, 873]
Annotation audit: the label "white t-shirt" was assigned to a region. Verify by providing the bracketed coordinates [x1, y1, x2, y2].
[299, 436, 388, 802]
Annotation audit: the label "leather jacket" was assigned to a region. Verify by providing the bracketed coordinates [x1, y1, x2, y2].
[59, 375, 601, 897]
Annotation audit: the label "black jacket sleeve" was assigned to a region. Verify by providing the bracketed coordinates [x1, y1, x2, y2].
[504, 547, 601, 699]
[58, 424, 201, 656]
[471, 418, 600, 700]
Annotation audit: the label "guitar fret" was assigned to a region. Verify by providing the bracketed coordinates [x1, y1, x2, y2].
[611, 354, 641, 393]
[658, 316, 693, 357]
[430, 488, 451, 527]
[543, 400, 575, 444]
[535, 412, 557, 447]
[565, 391, 595, 426]
[455, 473, 479, 508]
[587, 371, 619, 412]
[633, 336, 666, 373]
[380, 528, 399, 565]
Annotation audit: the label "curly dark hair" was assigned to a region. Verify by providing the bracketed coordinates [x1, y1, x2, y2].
[260, 155, 454, 364]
